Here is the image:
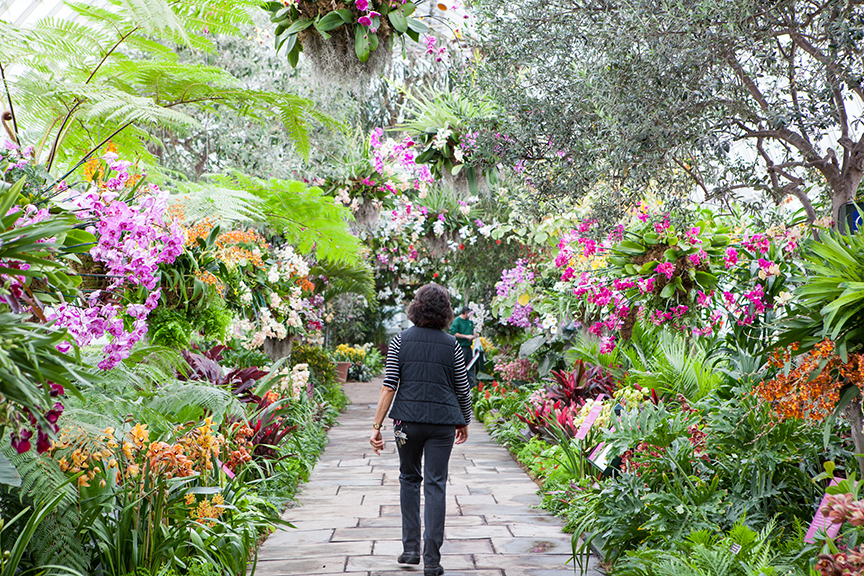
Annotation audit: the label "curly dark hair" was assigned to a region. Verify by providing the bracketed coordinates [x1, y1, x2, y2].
[407, 283, 454, 330]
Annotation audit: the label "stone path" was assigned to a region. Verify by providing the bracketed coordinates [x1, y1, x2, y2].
[255, 376, 603, 576]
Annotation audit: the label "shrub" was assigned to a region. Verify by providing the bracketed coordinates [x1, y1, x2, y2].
[292, 343, 337, 385]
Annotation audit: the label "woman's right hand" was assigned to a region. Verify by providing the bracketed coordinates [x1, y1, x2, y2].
[370, 429, 384, 455]
[455, 425, 468, 445]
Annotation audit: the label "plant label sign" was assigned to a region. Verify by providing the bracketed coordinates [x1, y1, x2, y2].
[804, 478, 842, 543]
[575, 402, 604, 440]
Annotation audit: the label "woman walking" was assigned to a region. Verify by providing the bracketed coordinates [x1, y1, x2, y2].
[368, 283, 472, 576]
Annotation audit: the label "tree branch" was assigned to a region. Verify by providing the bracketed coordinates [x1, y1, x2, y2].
[671, 156, 708, 197]
[726, 55, 772, 113]
[756, 136, 817, 222]
[788, 29, 864, 102]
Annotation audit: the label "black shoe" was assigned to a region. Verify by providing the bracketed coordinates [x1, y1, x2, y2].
[398, 552, 420, 565]
[424, 566, 444, 576]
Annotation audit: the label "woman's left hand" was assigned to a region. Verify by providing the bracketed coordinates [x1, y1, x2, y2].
[370, 429, 384, 455]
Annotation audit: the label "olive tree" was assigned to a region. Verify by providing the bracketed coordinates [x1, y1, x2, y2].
[469, 0, 864, 222]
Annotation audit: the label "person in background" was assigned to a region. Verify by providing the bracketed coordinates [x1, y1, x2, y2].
[450, 306, 477, 387]
[369, 284, 472, 576]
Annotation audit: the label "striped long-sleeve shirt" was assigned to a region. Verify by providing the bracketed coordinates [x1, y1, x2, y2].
[382, 333, 472, 425]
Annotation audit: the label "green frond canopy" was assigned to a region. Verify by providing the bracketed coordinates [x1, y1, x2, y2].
[311, 259, 377, 307]
[396, 87, 499, 135]
[0, 0, 325, 178]
[172, 182, 263, 224]
[205, 173, 364, 266]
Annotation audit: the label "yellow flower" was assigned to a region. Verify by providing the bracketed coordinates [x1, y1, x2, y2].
[185, 493, 196, 505]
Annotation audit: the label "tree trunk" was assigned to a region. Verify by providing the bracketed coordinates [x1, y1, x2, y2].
[845, 398, 864, 479]
[832, 182, 859, 225]
[834, 145, 864, 224]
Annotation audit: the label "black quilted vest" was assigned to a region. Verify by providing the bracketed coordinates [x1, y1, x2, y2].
[389, 326, 466, 426]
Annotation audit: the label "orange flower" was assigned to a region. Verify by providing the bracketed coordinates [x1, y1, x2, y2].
[195, 270, 225, 292]
[297, 276, 315, 292]
[755, 339, 864, 421]
[184, 217, 215, 247]
[128, 423, 150, 448]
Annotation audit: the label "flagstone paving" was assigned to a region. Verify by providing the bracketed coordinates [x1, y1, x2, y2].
[255, 376, 603, 576]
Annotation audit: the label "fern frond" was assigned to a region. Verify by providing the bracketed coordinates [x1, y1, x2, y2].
[108, 0, 190, 44]
[311, 260, 377, 306]
[200, 174, 363, 265]
[0, 441, 89, 574]
[147, 381, 246, 421]
[173, 182, 262, 224]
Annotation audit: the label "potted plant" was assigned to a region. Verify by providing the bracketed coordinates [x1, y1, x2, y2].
[264, 0, 429, 80]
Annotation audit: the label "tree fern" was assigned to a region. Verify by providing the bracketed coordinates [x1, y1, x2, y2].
[172, 182, 262, 224]
[1, 0, 322, 179]
[146, 381, 246, 423]
[208, 173, 363, 265]
[0, 442, 89, 575]
[311, 259, 377, 305]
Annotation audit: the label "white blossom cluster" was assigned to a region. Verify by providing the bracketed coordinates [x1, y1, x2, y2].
[468, 302, 488, 334]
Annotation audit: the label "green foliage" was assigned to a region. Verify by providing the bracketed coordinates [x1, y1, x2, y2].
[220, 342, 271, 370]
[311, 259, 377, 306]
[263, 0, 426, 67]
[780, 227, 864, 353]
[397, 87, 499, 191]
[626, 332, 724, 402]
[148, 294, 234, 349]
[147, 307, 194, 349]
[0, 443, 88, 575]
[700, 390, 842, 529]
[468, 0, 863, 220]
[291, 343, 337, 385]
[1, 0, 321, 176]
[206, 174, 363, 265]
[615, 519, 810, 576]
[0, 484, 81, 576]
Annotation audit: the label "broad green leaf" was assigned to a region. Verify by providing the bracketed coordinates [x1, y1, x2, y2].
[0, 453, 21, 487]
[388, 10, 408, 33]
[355, 25, 371, 62]
[639, 261, 658, 274]
[406, 17, 429, 33]
[287, 18, 314, 34]
[694, 271, 718, 288]
[317, 11, 348, 32]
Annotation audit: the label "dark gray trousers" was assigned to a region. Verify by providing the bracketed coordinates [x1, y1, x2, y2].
[395, 421, 456, 567]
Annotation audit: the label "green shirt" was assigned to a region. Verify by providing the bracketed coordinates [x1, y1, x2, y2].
[450, 316, 474, 350]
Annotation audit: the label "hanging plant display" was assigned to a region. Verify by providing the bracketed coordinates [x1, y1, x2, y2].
[264, 0, 429, 68]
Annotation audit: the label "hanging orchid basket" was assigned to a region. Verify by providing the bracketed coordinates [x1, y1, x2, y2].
[264, 0, 429, 77]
